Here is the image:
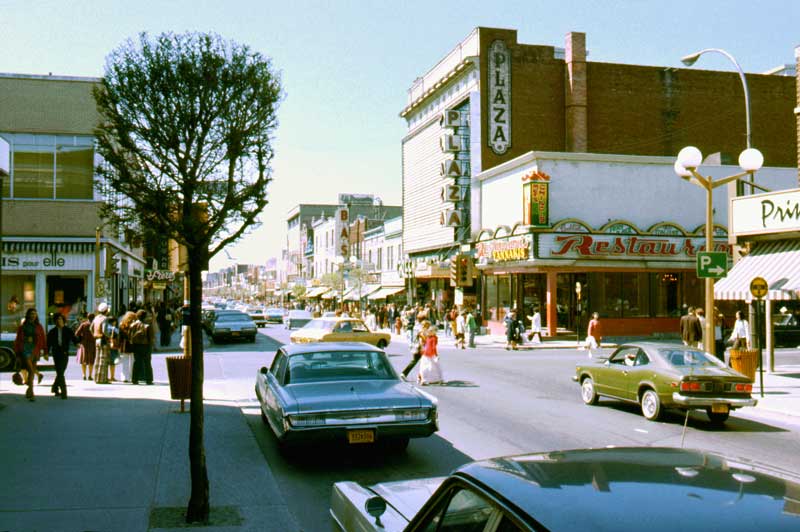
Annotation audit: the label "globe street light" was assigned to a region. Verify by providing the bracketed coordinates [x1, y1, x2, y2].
[674, 146, 764, 354]
[681, 48, 753, 192]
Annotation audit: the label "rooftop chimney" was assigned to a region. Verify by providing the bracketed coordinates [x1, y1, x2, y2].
[565, 32, 587, 153]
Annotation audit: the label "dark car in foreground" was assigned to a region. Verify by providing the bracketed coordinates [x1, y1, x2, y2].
[331, 447, 800, 531]
[209, 310, 258, 343]
[574, 342, 757, 424]
[254, 342, 437, 452]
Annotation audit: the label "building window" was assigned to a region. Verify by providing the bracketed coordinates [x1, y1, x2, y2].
[387, 245, 394, 271]
[377, 248, 382, 270]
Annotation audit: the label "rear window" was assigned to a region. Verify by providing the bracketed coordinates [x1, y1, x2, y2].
[287, 350, 396, 383]
[659, 348, 724, 368]
[216, 313, 251, 323]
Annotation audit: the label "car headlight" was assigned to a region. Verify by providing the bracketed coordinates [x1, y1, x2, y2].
[242, 327, 257, 332]
[288, 414, 327, 427]
[396, 408, 430, 422]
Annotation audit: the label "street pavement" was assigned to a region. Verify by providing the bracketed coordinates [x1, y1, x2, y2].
[1, 328, 798, 532]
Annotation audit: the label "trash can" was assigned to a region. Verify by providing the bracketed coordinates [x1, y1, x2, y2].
[729, 349, 758, 382]
[166, 355, 192, 412]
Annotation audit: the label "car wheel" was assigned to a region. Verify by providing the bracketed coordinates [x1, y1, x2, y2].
[706, 409, 730, 425]
[580, 376, 599, 405]
[640, 389, 662, 421]
[376, 339, 388, 349]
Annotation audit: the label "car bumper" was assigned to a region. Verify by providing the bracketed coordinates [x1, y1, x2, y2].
[213, 332, 257, 341]
[280, 420, 438, 445]
[671, 393, 758, 409]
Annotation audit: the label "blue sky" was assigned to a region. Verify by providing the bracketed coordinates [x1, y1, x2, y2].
[4, 0, 799, 271]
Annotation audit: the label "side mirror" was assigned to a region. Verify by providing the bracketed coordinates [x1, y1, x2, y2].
[604, 360, 610, 366]
[365, 496, 387, 527]
[260, 367, 268, 375]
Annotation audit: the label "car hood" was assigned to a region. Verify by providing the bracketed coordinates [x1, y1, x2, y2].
[287, 380, 426, 412]
[368, 477, 446, 522]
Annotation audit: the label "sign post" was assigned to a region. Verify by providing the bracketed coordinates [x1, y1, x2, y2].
[750, 276, 767, 398]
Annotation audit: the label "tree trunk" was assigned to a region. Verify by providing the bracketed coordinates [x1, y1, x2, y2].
[185, 254, 209, 523]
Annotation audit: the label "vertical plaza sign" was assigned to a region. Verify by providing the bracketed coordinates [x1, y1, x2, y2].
[488, 40, 511, 155]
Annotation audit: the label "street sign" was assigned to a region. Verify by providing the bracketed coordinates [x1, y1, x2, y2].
[696, 251, 727, 279]
[750, 277, 768, 299]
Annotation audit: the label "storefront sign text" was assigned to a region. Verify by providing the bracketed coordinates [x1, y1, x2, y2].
[145, 270, 175, 281]
[730, 188, 800, 238]
[1, 252, 92, 271]
[523, 180, 549, 227]
[547, 234, 730, 259]
[488, 40, 511, 155]
[476, 235, 532, 262]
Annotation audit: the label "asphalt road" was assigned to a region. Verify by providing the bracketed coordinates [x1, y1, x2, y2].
[204, 325, 800, 532]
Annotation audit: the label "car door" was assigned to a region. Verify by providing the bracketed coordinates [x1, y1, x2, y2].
[601, 347, 639, 400]
[350, 320, 373, 343]
[264, 351, 289, 434]
[623, 348, 653, 400]
[333, 321, 355, 341]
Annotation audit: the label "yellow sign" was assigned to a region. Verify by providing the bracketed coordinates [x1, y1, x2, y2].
[750, 277, 768, 299]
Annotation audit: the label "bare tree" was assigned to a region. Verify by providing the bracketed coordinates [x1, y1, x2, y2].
[93, 31, 282, 523]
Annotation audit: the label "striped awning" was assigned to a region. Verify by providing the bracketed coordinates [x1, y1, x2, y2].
[367, 286, 405, 300]
[714, 239, 800, 301]
[2, 241, 95, 253]
[304, 286, 331, 298]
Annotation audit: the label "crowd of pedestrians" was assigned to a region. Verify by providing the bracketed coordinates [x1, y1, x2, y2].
[10, 301, 171, 402]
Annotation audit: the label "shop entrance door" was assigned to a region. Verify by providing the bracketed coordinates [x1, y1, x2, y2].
[46, 275, 86, 326]
[556, 273, 588, 333]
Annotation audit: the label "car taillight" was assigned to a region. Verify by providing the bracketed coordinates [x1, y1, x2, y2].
[734, 383, 752, 392]
[680, 381, 701, 391]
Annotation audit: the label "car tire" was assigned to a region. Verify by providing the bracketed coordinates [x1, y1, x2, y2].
[580, 376, 599, 405]
[640, 389, 662, 421]
[706, 409, 730, 425]
[376, 339, 388, 349]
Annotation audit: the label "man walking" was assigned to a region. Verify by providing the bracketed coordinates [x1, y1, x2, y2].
[466, 308, 478, 348]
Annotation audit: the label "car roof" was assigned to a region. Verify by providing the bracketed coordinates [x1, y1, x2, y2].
[454, 447, 800, 530]
[280, 342, 382, 356]
[288, 309, 312, 315]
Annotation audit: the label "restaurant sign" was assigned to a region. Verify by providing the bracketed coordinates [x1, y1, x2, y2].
[730, 188, 800, 239]
[522, 170, 549, 228]
[476, 235, 532, 262]
[540, 234, 731, 261]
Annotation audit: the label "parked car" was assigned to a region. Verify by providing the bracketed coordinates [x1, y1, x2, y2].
[331, 446, 800, 532]
[265, 308, 285, 324]
[290, 318, 391, 348]
[285, 309, 313, 330]
[254, 342, 437, 451]
[774, 313, 800, 347]
[574, 342, 757, 423]
[209, 310, 257, 343]
[247, 307, 269, 327]
[322, 311, 337, 317]
[202, 308, 239, 334]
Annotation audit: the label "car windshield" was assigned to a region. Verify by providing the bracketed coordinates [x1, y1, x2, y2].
[287, 350, 396, 383]
[659, 348, 724, 368]
[289, 311, 312, 318]
[303, 319, 335, 331]
[216, 313, 251, 323]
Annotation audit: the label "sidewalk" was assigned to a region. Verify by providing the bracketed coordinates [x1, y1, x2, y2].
[0, 330, 299, 532]
[391, 330, 800, 422]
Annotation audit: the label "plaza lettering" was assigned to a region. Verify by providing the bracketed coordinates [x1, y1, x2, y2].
[761, 199, 800, 228]
[488, 40, 511, 154]
[551, 235, 730, 258]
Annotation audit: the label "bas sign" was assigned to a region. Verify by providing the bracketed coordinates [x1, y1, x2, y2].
[750, 277, 768, 299]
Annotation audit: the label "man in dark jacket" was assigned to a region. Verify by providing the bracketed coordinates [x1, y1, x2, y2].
[685, 308, 703, 349]
[680, 306, 694, 346]
[47, 313, 77, 399]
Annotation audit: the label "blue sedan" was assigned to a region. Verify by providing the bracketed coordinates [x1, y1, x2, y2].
[255, 342, 438, 452]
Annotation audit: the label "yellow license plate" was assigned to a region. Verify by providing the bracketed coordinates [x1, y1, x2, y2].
[232, 331, 240, 336]
[711, 403, 729, 414]
[347, 430, 375, 444]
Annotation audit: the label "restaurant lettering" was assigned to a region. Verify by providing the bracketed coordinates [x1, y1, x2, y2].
[550, 235, 730, 257]
[488, 40, 511, 155]
[476, 236, 531, 262]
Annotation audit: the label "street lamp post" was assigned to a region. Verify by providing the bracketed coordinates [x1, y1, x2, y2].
[674, 146, 764, 355]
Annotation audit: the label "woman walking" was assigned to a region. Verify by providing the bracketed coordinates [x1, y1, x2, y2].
[504, 309, 523, 350]
[105, 316, 121, 382]
[47, 314, 77, 399]
[587, 312, 603, 357]
[75, 313, 96, 380]
[418, 326, 443, 385]
[118, 311, 137, 382]
[14, 308, 47, 401]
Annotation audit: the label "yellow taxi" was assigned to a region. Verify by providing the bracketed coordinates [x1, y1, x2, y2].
[289, 317, 391, 349]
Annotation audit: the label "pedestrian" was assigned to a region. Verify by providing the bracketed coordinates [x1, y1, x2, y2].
[157, 301, 173, 347]
[14, 308, 48, 401]
[527, 306, 542, 344]
[728, 310, 751, 350]
[418, 326, 443, 385]
[504, 309, 523, 350]
[455, 310, 466, 349]
[405, 306, 417, 344]
[92, 303, 111, 384]
[714, 309, 725, 361]
[680, 306, 694, 346]
[105, 316, 121, 382]
[586, 312, 602, 357]
[118, 311, 137, 382]
[685, 308, 703, 349]
[75, 313, 96, 380]
[47, 313, 77, 399]
[130, 309, 155, 385]
[448, 307, 458, 341]
[394, 315, 403, 335]
[401, 319, 429, 381]
[466, 308, 478, 348]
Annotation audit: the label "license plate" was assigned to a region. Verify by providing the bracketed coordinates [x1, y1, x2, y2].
[712, 403, 729, 414]
[347, 430, 375, 444]
[232, 331, 240, 336]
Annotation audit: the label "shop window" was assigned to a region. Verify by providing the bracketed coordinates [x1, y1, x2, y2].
[1, 275, 35, 334]
[13, 144, 54, 198]
[56, 145, 94, 199]
[622, 273, 650, 318]
[653, 272, 681, 317]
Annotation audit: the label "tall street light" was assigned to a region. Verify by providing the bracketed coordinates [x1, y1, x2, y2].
[681, 48, 753, 193]
[674, 146, 764, 354]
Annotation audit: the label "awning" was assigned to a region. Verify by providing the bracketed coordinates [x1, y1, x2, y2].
[367, 286, 405, 300]
[321, 290, 338, 300]
[304, 286, 331, 298]
[342, 285, 380, 301]
[714, 239, 800, 300]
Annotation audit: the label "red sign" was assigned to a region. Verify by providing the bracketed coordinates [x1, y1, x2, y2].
[548, 234, 731, 258]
